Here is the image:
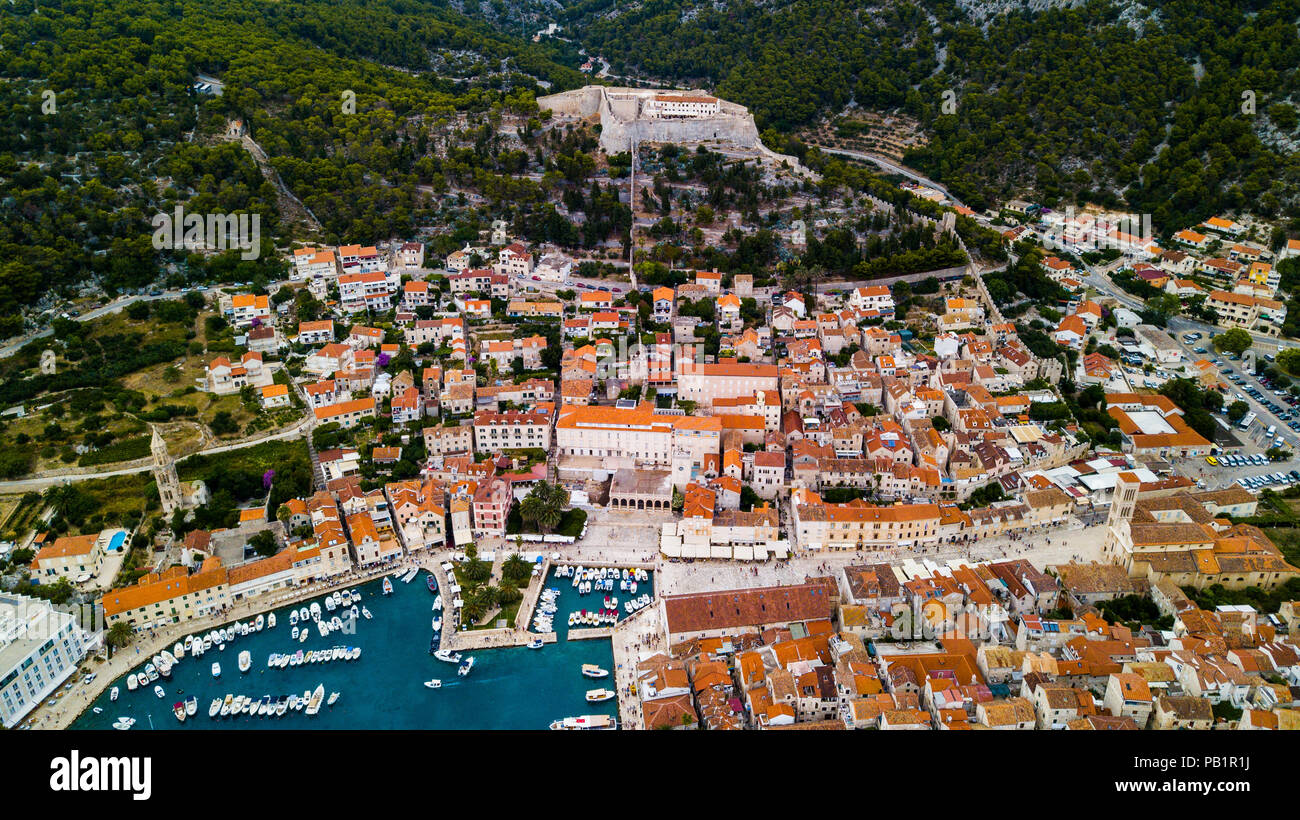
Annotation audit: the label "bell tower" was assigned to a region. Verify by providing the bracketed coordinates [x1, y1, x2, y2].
[152, 426, 183, 517]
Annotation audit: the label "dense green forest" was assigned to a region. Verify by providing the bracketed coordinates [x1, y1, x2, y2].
[0, 0, 585, 332]
[562, 0, 1300, 229]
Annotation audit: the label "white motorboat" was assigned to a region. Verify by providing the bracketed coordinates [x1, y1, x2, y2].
[291, 626, 300, 639]
[275, 699, 288, 717]
[112, 717, 136, 730]
[238, 651, 251, 673]
[432, 595, 442, 611]
[126, 676, 138, 691]
[93, 706, 103, 714]
[434, 649, 461, 664]
[549, 714, 615, 730]
[173, 641, 185, 659]
[457, 656, 475, 676]
[361, 606, 373, 620]
[306, 684, 325, 715]
[255, 614, 265, 632]
[298, 606, 309, 622]
[309, 602, 322, 620]
[327, 691, 340, 706]
[527, 637, 544, 649]
[268, 613, 276, 629]
[185, 696, 198, 716]
[110, 686, 119, 701]
[324, 595, 336, 613]
[581, 664, 609, 679]
[424, 679, 442, 689]
[585, 688, 616, 703]
[211, 662, 221, 678]
[290, 610, 299, 626]
[209, 698, 221, 718]
[153, 685, 165, 698]
[432, 617, 442, 631]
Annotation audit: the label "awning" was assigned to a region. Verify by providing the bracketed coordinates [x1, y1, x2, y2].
[710, 545, 732, 559]
[733, 546, 754, 561]
[660, 541, 682, 558]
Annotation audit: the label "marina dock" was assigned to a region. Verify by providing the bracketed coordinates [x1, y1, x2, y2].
[566, 627, 613, 641]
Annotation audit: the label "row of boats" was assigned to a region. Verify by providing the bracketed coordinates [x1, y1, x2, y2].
[552, 661, 618, 728]
[568, 609, 620, 627]
[266, 646, 361, 668]
[205, 684, 336, 719]
[532, 588, 560, 633]
[558, 565, 648, 596]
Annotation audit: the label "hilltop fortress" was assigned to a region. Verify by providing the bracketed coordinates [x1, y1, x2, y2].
[538, 86, 808, 174]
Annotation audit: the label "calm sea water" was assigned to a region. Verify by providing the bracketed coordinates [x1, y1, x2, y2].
[71, 567, 650, 730]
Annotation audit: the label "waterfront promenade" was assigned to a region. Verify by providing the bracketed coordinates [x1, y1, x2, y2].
[27, 562, 399, 730]
[609, 603, 666, 730]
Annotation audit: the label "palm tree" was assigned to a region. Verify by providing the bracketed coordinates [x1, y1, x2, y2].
[503, 553, 530, 584]
[107, 622, 134, 650]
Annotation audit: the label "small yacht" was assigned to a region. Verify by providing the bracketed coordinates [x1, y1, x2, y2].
[549, 714, 615, 730]
[527, 637, 544, 649]
[309, 602, 322, 620]
[306, 684, 325, 715]
[581, 664, 609, 679]
[424, 679, 442, 689]
[327, 691, 340, 706]
[211, 662, 221, 678]
[457, 656, 475, 676]
[238, 651, 251, 673]
[585, 688, 616, 703]
[433, 649, 462, 664]
[173, 641, 185, 659]
[110, 686, 119, 701]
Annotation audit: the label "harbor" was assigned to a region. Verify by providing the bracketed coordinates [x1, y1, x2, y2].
[70, 563, 652, 730]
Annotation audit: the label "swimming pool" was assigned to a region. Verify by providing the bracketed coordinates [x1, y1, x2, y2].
[108, 531, 127, 552]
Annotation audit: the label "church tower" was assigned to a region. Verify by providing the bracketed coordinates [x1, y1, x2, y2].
[152, 426, 182, 517]
[1102, 470, 1141, 562]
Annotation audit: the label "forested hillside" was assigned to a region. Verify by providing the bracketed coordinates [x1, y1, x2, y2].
[561, 0, 1300, 230]
[0, 0, 584, 333]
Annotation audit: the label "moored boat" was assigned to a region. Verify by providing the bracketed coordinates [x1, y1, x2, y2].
[581, 664, 609, 679]
[110, 686, 119, 701]
[268, 612, 276, 629]
[211, 662, 221, 678]
[549, 714, 615, 730]
[154, 685, 166, 698]
[238, 650, 251, 673]
[381, 577, 393, 596]
[585, 688, 616, 703]
[209, 698, 221, 718]
[527, 637, 544, 649]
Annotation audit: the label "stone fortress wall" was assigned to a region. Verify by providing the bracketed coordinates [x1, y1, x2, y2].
[537, 85, 811, 177]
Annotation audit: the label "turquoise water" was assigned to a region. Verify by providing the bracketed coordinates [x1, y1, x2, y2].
[108, 531, 126, 552]
[71, 568, 649, 730]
